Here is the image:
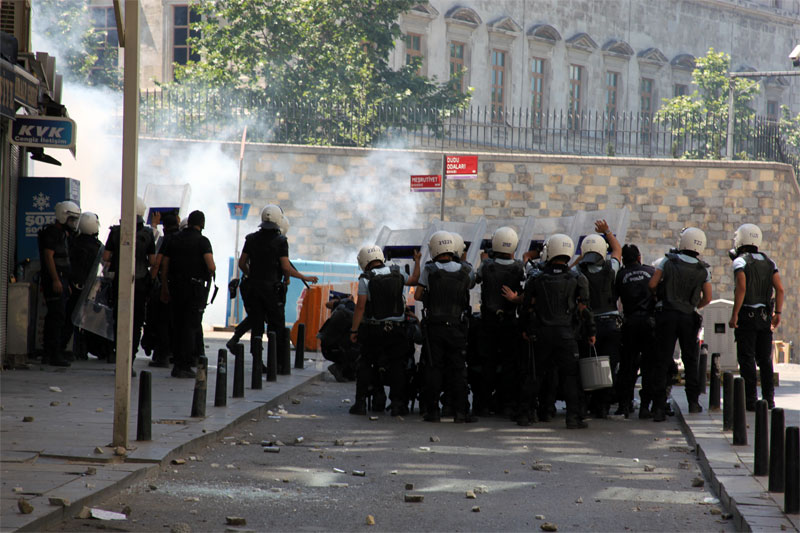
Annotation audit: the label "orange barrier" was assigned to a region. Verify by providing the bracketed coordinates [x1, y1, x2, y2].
[290, 282, 358, 351]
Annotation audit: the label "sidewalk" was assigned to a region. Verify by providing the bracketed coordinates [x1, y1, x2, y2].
[672, 363, 800, 532]
[0, 332, 326, 532]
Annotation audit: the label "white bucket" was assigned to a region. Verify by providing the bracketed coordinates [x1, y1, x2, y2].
[579, 349, 613, 391]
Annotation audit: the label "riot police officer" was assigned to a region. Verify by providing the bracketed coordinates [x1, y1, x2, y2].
[615, 244, 656, 418]
[474, 227, 524, 417]
[417, 231, 476, 423]
[148, 211, 180, 368]
[574, 220, 622, 418]
[348, 245, 420, 416]
[728, 224, 784, 410]
[648, 227, 712, 421]
[521, 233, 592, 429]
[68, 212, 104, 360]
[38, 201, 81, 367]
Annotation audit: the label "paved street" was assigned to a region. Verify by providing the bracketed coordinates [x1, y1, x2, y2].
[47, 378, 735, 532]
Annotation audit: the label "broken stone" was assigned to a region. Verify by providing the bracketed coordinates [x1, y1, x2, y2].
[541, 523, 558, 532]
[114, 446, 127, 456]
[535, 515, 546, 520]
[77, 506, 91, 519]
[295, 436, 304, 444]
[390, 470, 398, 475]
[85, 467, 96, 475]
[171, 458, 186, 465]
[18, 498, 33, 514]
[49, 497, 70, 507]
[644, 465, 656, 472]
[263, 447, 280, 453]
[679, 461, 690, 470]
[274, 440, 285, 447]
[430, 436, 440, 443]
[22, 416, 34, 423]
[405, 483, 414, 490]
[292, 399, 301, 404]
[419, 446, 431, 452]
[189, 510, 198, 515]
[330, 483, 349, 488]
[148, 484, 158, 491]
[12, 487, 23, 493]
[122, 505, 132, 516]
[633, 458, 640, 463]
[733, 463, 741, 468]
[575, 497, 583, 504]
[50, 401, 60, 407]
[342, 399, 352, 404]
[710, 508, 722, 515]
[277, 409, 288, 415]
[226, 517, 246, 526]
[334, 439, 345, 446]
[49, 386, 62, 393]
[721, 513, 733, 520]
[691, 477, 705, 488]
[465, 490, 476, 499]
[504, 470, 509, 474]
[226, 464, 236, 469]
[670, 446, 693, 453]
[472, 506, 481, 512]
[170, 523, 191, 533]
[184, 497, 200, 502]
[352, 470, 366, 477]
[270, 488, 282, 493]
[85, 483, 95, 489]
[282, 478, 289, 483]
[369, 416, 379, 421]
[96, 408, 103, 413]
[532, 463, 552, 472]
[404, 494, 424, 503]
[366, 515, 375, 526]
[474, 485, 489, 494]
[211, 463, 220, 468]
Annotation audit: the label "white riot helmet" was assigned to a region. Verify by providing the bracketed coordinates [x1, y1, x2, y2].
[357, 245, 385, 271]
[678, 227, 707, 255]
[451, 232, 466, 256]
[179, 217, 188, 231]
[491, 226, 519, 255]
[54, 201, 81, 229]
[278, 215, 290, 235]
[429, 231, 455, 259]
[136, 196, 147, 218]
[734, 223, 762, 250]
[78, 212, 99, 236]
[260, 204, 282, 226]
[543, 233, 575, 262]
[580, 233, 608, 256]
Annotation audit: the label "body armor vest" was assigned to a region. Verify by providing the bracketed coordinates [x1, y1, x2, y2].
[246, 229, 283, 282]
[479, 258, 524, 314]
[528, 268, 580, 327]
[580, 260, 617, 314]
[659, 253, 708, 314]
[740, 253, 774, 307]
[361, 265, 405, 320]
[135, 224, 155, 279]
[40, 224, 70, 273]
[424, 263, 472, 323]
[70, 234, 102, 287]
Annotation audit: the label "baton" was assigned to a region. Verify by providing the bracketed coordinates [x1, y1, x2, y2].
[289, 259, 311, 289]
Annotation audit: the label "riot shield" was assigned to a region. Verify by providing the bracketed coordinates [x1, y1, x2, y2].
[71, 246, 115, 340]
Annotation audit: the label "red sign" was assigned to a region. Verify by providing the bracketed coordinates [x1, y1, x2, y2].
[445, 155, 478, 179]
[410, 174, 442, 192]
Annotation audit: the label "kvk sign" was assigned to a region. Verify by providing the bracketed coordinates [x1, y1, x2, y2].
[9, 115, 77, 150]
[410, 174, 442, 192]
[445, 155, 478, 179]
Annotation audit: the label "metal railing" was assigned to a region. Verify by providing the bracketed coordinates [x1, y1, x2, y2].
[139, 86, 799, 177]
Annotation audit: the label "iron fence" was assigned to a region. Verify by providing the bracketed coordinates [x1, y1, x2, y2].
[139, 86, 799, 177]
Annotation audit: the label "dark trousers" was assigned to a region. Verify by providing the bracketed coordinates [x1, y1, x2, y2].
[131, 278, 150, 359]
[586, 315, 621, 412]
[618, 315, 656, 407]
[532, 326, 581, 421]
[42, 273, 70, 361]
[423, 322, 469, 417]
[734, 307, 774, 407]
[475, 314, 520, 413]
[355, 323, 407, 405]
[517, 336, 548, 417]
[247, 280, 286, 358]
[653, 309, 701, 409]
[171, 281, 206, 370]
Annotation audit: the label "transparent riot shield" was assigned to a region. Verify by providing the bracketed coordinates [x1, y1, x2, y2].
[71, 246, 115, 340]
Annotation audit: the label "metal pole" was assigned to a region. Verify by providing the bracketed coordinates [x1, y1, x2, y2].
[231, 127, 247, 326]
[112, 0, 139, 448]
[440, 153, 446, 221]
[725, 79, 735, 160]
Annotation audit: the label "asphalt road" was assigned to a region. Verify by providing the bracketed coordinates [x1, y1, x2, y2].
[48, 378, 735, 532]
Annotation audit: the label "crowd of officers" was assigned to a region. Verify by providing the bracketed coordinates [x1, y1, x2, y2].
[345, 221, 784, 428]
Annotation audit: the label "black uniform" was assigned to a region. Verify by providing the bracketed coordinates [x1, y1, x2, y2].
[615, 262, 656, 412]
[318, 299, 358, 381]
[149, 225, 179, 367]
[38, 223, 73, 365]
[474, 257, 524, 416]
[241, 226, 287, 366]
[68, 233, 104, 360]
[652, 253, 710, 416]
[164, 227, 213, 374]
[521, 261, 591, 428]
[732, 251, 778, 409]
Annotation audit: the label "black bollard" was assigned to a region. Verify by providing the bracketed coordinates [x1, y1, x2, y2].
[698, 343, 708, 395]
[190, 356, 208, 417]
[251, 339, 263, 390]
[708, 353, 721, 411]
[294, 323, 305, 369]
[754, 400, 769, 476]
[723, 372, 734, 431]
[785, 426, 799, 514]
[136, 371, 152, 441]
[733, 377, 748, 445]
[769, 408, 785, 492]
[214, 349, 227, 407]
[233, 344, 245, 398]
[267, 331, 278, 382]
[279, 327, 291, 375]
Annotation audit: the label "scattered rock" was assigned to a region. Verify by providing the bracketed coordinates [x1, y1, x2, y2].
[263, 447, 280, 454]
[211, 463, 220, 468]
[333, 468, 346, 473]
[282, 478, 290, 483]
[77, 506, 91, 519]
[170, 523, 191, 533]
[342, 399, 352, 404]
[472, 506, 481, 512]
[334, 439, 345, 446]
[94, 447, 105, 454]
[353, 470, 366, 477]
[189, 510, 198, 515]
[330, 483, 349, 488]
[50, 401, 60, 407]
[679, 461, 690, 470]
[270, 488, 282, 493]
[122, 505, 132, 516]
[474, 485, 489, 494]
[366, 515, 375, 525]
[504, 470, 509, 474]
[96, 408, 103, 413]
[733, 463, 741, 469]
[369, 416, 379, 421]
[274, 440, 285, 447]
[49, 497, 69, 507]
[226, 517, 246, 526]
[49, 386, 62, 393]
[226, 464, 236, 469]
[85, 483, 95, 489]
[532, 463, 552, 472]
[85, 467, 97, 476]
[171, 458, 186, 465]
[295, 436, 304, 444]
[430, 436, 440, 443]
[633, 458, 640, 463]
[184, 497, 200, 502]
[721, 513, 733, 520]
[114, 447, 127, 456]
[419, 447, 431, 452]
[405, 483, 414, 490]
[466, 490, 477, 499]
[390, 470, 398, 475]
[541, 522, 558, 531]
[13, 487, 23, 493]
[710, 508, 722, 515]
[404, 494, 424, 503]
[644, 465, 656, 472]
[535, 515, 546, 520]
[22, 416, 34, 423]
[18, 498, 33, 514]
[292, 398, 301, 404]
[670, 446, 693, 453]
[691, 477, 705, 488]
[148, 484, 158, 491]
[575, 497, 583, 504]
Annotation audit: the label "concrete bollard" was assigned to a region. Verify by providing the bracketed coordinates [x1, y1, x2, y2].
[733, 377, 747, 445]
[698, 343, 708, 395]
[279, 327, 291, 375]
[708, 353, 721, 411]
[769, 408, 785, 492]
[294, 323, 305, 369]
[233, 344, 245, 398]
[723, 372, 734, 431]
[785, 426, 799, 514]
[214, 349, 227, 407]
[267, 331, 278, 382]
[190, 357, 208, 417]
[251, 339, 263, 390]
[754, 400, 769, 476]
[136, 371, 152, 441]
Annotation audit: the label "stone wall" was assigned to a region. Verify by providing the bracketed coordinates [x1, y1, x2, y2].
[140, 139, 800, 350]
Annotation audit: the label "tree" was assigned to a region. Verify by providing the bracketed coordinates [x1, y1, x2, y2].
[34, 1, 122, 90]
[656, 48, 759, 159]
[172, 0, 470, 146]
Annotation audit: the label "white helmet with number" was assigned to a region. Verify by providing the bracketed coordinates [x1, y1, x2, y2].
[279, 215, 290, 235]
[260, 204, 282, 224]
[491, 226, 519, 255]
[54, 201, 81, 226]
[136, 196, 147, 218]
[542, 233, 574, 262]
[580, 233, 608, 256]
[734, 223, 762, 250]
[678, 227, 707, 255]
[429, 231, 455, 259]
[451, 232, 466, 256]
[357, 245, 384, 271]
[78, 212, 100, 236]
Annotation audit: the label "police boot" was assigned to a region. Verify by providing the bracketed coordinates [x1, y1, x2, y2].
[639, 404, 652, 420]
[251, 338, 265, 376]
[349, 397, 367, 415]
[566, 415, 588, 429]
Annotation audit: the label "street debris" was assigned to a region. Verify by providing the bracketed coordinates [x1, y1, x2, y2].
[330, 483, 349, 488]
[342, 399, 351, 404]
[633, 458, 640, 463]
[472, 506, 480, 512]
[263, 447, 280, 454]
[226, 464, 237, 469]
[12, 487, 23, 493]
[691, 477, 705, 488]
[419, 447, 431, 452]
[334, 439, 345, 446]
[430, 436, 440, 443]
[49, 386, 62, 393]
[170, 522, 191, 533]
[465, 490, 476, 499]
[184, 497, 200, 502]
[122, 505, 132, 516]
[531, 463, 552, 472]
[90, 508, 127, 520]
[270, 488, 282, 493]
[226, 517, 247, 526]
[474, 485, 489, 494]
[366, 515, 376, 525]
[404, 494, 424, 503]
[85, 467, 97, 475]
[49, 497, 69, 506]
[333, 468, 346, 473]
[670, 446, 693, 453]
[171, 458, 186, 465]
[77, 507, 91, 519]
[22, 416, 34, 423]
[96, 408, 103, 413]
[575, 497, 583, 504]
[353, 470, 366, 477]
[390, 470, 398, 475]
[703, 497, 720, 505]
[710, 508, 722, 515]
[405, 483, 414, 490]
[114, 447, 127, 456]
[50, 401, 60, 407]
[535, 515, 545, 520]
[274, 440, 285, 446]
[295, 436, 304, 444]
[369, 416, 379, 421]
[541, 522, 558, 531]
[292, 398, 301, 404]
[644, 464, 656, 472]
[679, 460, 690, 470]
[17, 498, 33, 514]
[148, 484, 158, 491]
